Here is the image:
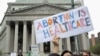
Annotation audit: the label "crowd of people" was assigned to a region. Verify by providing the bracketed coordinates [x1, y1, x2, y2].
[49, 36, 91, 56]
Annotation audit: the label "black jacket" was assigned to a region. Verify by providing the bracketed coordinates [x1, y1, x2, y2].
[49, 53, 60, 56]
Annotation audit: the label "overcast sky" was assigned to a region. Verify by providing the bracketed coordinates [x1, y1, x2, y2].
[0, 0, 100, 37]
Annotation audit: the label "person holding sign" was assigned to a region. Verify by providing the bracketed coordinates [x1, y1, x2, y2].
[49, 36, 73, 56]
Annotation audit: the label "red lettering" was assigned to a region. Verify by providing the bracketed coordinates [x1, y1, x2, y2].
[37, 22, 43, 30]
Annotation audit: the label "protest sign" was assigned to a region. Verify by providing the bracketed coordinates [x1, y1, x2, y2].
[31, 45, 39, 56]
[34, 6, 93, 44]
[11, 53, 16, 56]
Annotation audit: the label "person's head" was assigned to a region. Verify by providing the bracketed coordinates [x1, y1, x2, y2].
[82, 50, 91, 56]
[61, 50, 73, 56]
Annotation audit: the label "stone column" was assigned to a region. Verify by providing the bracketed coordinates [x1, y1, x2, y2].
[50, 42, 53, 52]
[14, 22, 19, 53]
[75, 36, 79, 54]
[23, 21, 27, 56]
[66, 37, 71, 51]
[6, 22, 11, 56]
[59, 39, 62, 53]
[81, 33, 88, 50]
[31, 21, 35, 45]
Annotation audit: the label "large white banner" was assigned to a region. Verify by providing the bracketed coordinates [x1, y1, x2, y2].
[34, 6, 93, 44]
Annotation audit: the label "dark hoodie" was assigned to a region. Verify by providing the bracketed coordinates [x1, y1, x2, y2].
[49, 53, 60, 56]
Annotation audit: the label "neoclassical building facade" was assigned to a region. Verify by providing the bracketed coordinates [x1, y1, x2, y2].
[0, 0, 90, 56]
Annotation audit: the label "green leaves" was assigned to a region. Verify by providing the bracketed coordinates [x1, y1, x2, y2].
[90, 44, 100, 55]
[0, 50, 2, 56]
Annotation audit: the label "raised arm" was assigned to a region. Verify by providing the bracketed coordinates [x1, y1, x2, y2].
[52, 36, 59, 53]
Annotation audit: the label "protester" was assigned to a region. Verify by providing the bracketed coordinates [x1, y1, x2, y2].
[18, 50, 23, 56]
[49, 53, 60, 56]
[61, 50, 73, 56]
[82, 50, 91, 56]
[49, 36, 73, 56]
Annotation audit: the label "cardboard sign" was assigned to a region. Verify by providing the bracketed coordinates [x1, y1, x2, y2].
[31, 45, 39, 56]
[34, 6, 93, 44]
[11, 53, 16, 56]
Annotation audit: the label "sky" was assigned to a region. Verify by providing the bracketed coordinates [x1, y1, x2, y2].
[0, 0, 100, 37]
